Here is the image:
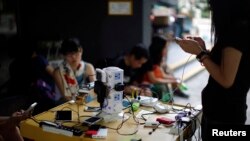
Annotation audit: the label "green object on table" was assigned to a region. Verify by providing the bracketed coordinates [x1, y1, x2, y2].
[179, 83, 188, 91]
[132, 102, 140, 111]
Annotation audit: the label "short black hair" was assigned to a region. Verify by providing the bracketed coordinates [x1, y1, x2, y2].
[60, 38, 81, 55]
[129, 43, 149, 60]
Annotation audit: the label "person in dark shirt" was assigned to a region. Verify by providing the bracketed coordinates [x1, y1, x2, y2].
[114, 44, 151, 96]
[31, 54, 54, 90]
[30, 50, 57, 113]
[176, 0, 250, 140]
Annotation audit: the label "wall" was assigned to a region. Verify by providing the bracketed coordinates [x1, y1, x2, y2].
[100, 0, 143, 59]
[0, 0, 153, 90]
[18, 0, 152, 64]
[18, 0, 104, 63]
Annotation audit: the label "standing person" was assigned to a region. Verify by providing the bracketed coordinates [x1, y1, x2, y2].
[175, 0, 250, 140]
[114, 44, 152, 96]
[54, 38, 96, 101]
[143, 35, 189, 99]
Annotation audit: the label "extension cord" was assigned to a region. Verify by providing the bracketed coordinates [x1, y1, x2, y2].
[41, 125, 73, 137]
[92, 128, 108, 139]
[41, 124, 83, 136]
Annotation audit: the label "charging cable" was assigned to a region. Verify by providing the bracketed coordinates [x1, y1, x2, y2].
[148, 123, 161, 135]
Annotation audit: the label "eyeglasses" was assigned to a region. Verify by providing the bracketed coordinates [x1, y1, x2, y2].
[65, 50, 81, 58]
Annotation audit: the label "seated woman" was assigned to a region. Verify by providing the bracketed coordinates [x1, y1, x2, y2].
[30, 47, 57, 113]
[143, 35, 189, 102]
[54, 38, 96, 101]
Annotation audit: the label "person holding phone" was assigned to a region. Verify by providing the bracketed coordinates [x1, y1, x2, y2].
[0, 110, 32, 141]
[175, 0, 250, 140]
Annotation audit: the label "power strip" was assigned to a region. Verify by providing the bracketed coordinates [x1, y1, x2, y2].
[92, 128, 108, 139]
[41, 124, 83, 136]
[42, 125, 73, 136]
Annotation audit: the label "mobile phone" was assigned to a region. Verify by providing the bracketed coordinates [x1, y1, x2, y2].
[87, 82, 95, 89]
[25, 102, 38, 113]
[81, 82, 95, 90]
[84, 106, 101, 112]
[55, 111, 72, 121]
[175, 37, 182, 42]
[82, 116, 102, 125]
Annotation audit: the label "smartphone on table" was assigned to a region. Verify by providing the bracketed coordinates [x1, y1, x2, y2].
[55, 110, 72, 121]
[82, 116, 102, 126]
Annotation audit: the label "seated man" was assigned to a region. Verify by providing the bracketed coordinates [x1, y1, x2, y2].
[113, 43, 152, 96]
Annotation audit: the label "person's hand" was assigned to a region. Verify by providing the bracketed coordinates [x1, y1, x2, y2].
[164, 74, 177, 81]
[14, 110, 30, 120]
[7, 110, 29, 127]
[11, 111, 23, 117]
[140, 88, 152, 97]
[186, 36, 206, 50]
[124, 85, 139, 95]
[175, 37, 204, 55]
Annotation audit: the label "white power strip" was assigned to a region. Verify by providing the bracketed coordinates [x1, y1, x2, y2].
[41, 125, 73, 137]
[92, 128, 108, 139]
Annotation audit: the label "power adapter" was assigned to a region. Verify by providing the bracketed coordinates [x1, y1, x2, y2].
[144, 121, 159, 128]
[156, 117, 175, 125]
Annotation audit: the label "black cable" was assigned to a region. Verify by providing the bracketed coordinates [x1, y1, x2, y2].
[104, 99, 140, 136]
[29, 116, 41, 124]
[116, 101, 140, 136]
[148, 123, 161, 135]
[140, 112, 156, 121]
[185, 118, 196, 139]
[77, 104, 80, 123]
